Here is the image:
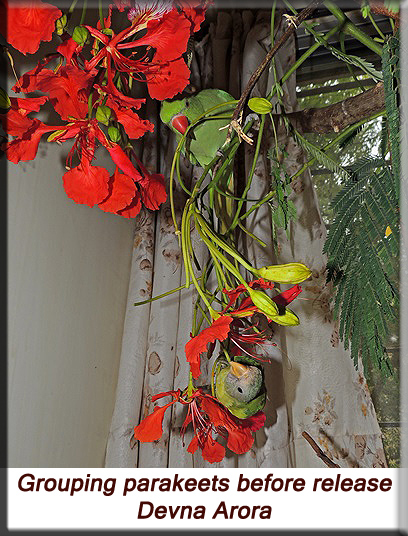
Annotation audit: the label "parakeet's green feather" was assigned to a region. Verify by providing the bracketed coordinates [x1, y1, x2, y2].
[159, 98, 187, 124]
[160, 89, 235, 168]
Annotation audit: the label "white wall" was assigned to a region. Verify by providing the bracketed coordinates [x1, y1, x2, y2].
[8, 142, 135, 467]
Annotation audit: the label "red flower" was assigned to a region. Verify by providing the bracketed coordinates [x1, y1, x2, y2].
[0, 95, 48, 136]
[272, 284, 302, 307]
[104, 94, 154, 140]
[134, 388, 265, 463]
[0, 0, 62, 55]
[1, 110, 159, 213]
[185, 316, 233, 379]
[222, 279, 302, 317]
[185, 279, 302, 377]
[84, 2, 205, 102]
[35, 65, 94, 121]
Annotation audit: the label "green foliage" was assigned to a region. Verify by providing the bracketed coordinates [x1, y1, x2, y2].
[382, 33, 400, 194]
[323, 34, 400, 375]
[292, 129, 351, 181]
[324, 155, 399, 374]
[267, 149, 297, 243]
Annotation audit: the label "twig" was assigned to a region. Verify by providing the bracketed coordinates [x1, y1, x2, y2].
[226, 0, 322, 145]
[302, 431, 341, 468]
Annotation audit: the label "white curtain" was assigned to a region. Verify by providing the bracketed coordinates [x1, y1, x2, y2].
[105, 8, 386, 469]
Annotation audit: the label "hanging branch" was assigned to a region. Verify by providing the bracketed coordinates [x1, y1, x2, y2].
[302, 431, 341, 468]
[226, 0, 322, 144]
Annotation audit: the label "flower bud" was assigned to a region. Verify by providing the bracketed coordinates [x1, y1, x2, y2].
[108, 126, 121, 143]
[96, 105, 112, 125]
[248, 97, 272, 115]
[257, 263, 311, 284]
[72, 26, 89, 45]
[248, 289, 278, 317]
[269, 308, 300, 326]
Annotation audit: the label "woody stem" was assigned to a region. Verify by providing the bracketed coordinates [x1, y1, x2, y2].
[227, 0, 321, 141]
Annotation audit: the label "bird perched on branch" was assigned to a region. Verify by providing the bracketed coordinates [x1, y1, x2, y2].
[160, 89, 234, 168]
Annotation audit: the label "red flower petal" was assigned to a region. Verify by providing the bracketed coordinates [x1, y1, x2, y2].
[135, 9, 192, 62]
[134, 400, 175, 442]
[201, 434, 225, 463]
[146, 57, 191, 101]
[104, 143, 143, 181]
[12, 95, 48, 114]
[1, 0, 62, 55]
[200, 396, 254, 455]
[225, 426, 254, 455]
[272, 284, 302, 307]
[180, 1, 206, 32]
[3, 120, 50, 163]
[94, 82, 145, 109]
[13, 64, 55, 94]
[1, 97, 49, 136]
[57, 37, 82, 64]
[223, 278, 275, 310]
[112, 0, 130, 12]
[37, 65, 92, 120]
[98, 168, 137, 213]
[239, 411, 266, 432]
[151, 390, 180, 403]
[185, 316, 233, 379]
[63, 160, 111, 207]
[138, 173, 167, 211]
[106, 96, 154, 139]
[187, 435, 199, 454]
[117, 192, 142, 219]
[199, 395, 226, 425]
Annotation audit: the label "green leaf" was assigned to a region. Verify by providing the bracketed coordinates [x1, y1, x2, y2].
[0, 87, 11, 110]
[55, 14, 67, 36]
[293, 129, 351, 181]
[72, 26, 89, 45]
[96, 105, 112, 125]
[248, 97, 272, 114]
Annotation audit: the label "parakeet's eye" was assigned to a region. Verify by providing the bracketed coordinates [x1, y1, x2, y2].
[171, 115, 189, 134]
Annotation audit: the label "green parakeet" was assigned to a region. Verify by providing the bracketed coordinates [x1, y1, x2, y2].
[160, 89, 234, 168]
[212, 356, 266, 419]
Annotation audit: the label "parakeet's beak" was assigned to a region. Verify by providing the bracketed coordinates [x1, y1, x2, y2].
[171, 115, 189, 134]
[230, 361, 248, 378]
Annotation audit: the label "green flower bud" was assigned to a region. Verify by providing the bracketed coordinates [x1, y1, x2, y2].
[257, 262, 312, 284]
[269, 308, 300, 326]
[108, 126, 121, 143]
[248, 289, 278, 317]
[248, 97, 272, 115]
[96, 105, 112, 125]
[72, 26, 89, 45]
[101, 28, 114, 36]
[55, 14, 67, 35]
[0, 87, 11, 110]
